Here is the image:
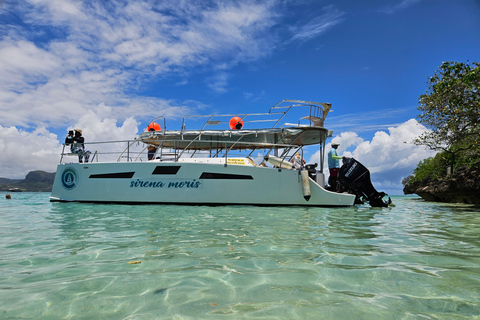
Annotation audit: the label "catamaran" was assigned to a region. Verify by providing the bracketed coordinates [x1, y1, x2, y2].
[50, 99, 390, 207]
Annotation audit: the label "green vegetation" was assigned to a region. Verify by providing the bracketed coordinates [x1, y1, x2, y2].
[402, 150, 479, 187]
[414, 61, 480, 154]
[403, 61, 480, 187]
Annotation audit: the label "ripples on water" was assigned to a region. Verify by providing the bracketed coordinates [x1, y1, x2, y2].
[1, 193, 480, 319]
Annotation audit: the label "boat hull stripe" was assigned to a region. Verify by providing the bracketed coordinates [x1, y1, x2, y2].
[199, 172, 253, 180]
[89, 172, 135, 179]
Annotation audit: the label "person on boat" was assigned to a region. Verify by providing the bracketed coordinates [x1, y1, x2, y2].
[65, 130, 75, 146]
[66, 129, 91, 163]
[328, 143, 343, 190]
[147, 128, 158, 160]
[147, 146, 157, 160]
[291, 152, 306, 170]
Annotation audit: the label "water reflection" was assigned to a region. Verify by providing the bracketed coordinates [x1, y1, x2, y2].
[296, 206, 386, 269]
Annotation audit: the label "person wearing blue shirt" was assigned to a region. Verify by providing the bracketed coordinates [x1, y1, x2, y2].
[328, 143, 343, 190]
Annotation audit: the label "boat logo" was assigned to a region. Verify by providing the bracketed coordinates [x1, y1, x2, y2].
[344, 162, 357, 178]
[61, 167, 79, 190]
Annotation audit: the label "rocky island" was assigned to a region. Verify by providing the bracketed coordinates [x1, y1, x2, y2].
[0, 171, 55, 192]
[403, 161, 480, 205]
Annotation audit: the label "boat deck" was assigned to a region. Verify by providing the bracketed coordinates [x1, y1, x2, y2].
[137, 126, 328, 150]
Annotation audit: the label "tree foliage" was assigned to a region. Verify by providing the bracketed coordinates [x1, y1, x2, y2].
[404, 61, 480, 190]
[414, 61, 480, 155]
[401, 152, 448, 186]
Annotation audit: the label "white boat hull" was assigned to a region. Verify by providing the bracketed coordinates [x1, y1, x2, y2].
[50, 162, 355, 206]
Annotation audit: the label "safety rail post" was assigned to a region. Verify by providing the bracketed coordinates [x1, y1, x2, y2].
[224, 141, 228, 166]
[60, 144, 66, 163]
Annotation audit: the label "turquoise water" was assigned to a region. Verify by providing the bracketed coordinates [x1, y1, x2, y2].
[1, 193, 480, 319]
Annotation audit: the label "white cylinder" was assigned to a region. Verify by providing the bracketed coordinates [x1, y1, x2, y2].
[301, 170, 311, 201]
[264, 155, 294, 170]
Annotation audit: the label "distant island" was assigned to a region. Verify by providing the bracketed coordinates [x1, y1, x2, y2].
[0, 171, 55, 192]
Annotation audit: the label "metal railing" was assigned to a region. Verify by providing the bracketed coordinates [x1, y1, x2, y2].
[59, 100, 330, 170]
[60, 137, 303, 165]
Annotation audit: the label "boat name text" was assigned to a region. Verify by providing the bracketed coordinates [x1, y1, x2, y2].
[130, 179, 202, 189]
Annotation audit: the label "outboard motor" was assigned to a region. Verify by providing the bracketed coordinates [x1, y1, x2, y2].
[304, 163, 318, 180]
[338, 157, 392, 207]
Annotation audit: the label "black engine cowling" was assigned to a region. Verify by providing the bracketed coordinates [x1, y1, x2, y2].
[338, 157, 392, 207]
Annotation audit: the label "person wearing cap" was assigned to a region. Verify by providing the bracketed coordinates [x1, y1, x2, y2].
[66, 129, 91, 163]
[328, 143, 343, 190]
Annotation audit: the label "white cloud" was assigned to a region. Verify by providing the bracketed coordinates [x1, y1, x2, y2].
[289, 5, 345, 42]
[378, 0, 422, 14]
[0, 0, 284, 177]
[326, 106, 416, 133]
[0, 125, 61, 178]
[309, 119, 437, 195]
[330, 132, 364, 152]
[347, 119, 435, 173]
[26, 0, 86, 21]
[71, 104, 139, 142]
[0, 39, 57, 72]
[0, 107, 141, 178]
[0, 0, 279, 131]
[207, 72, 229, 93]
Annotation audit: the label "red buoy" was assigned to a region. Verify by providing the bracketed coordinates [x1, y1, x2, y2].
[229, 117, 243, 130]
[147, 122, 161, 131]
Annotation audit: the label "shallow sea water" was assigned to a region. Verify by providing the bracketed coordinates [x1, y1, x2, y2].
[1, 193, 480, 319]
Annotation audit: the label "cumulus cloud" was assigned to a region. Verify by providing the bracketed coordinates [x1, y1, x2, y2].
[0, 105, 144, 178]
[0, 125, 61, 178]
[345, 119, 435, 174]
[71, 105, 140, 142]
[309, 119, 437, 195]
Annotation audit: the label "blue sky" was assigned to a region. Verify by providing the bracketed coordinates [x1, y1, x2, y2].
[1, 0, 479, 195]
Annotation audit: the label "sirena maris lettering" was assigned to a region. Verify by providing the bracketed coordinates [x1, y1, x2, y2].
[130, 179, 201, 189]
